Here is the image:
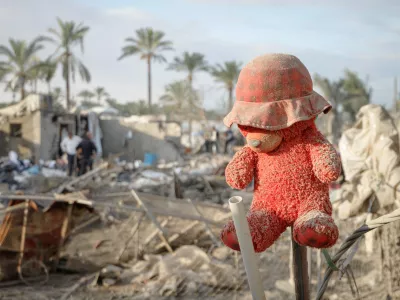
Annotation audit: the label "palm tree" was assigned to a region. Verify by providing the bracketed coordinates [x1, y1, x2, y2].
[313, 74, 347, 144]
[342, 70, 372, 121]
[51, 87, 65, 111]
[40, 58, 58, 94]
[118, 27, 174, 110]
[93, 86, 109, 104]
[78, 89, 95, 102]
[160, 80, 201, 145]
[47, 18, 91, 110]
[167, 52, 208, 86]
[210, 61, 242, 112]
[160, 80, 201, 116]
[28, 56, 42, 93]
[0, 37, 48, 100]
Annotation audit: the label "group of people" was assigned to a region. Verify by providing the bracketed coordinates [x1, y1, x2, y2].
[204, 127, 236, 154]
[60, 131, 97, 177]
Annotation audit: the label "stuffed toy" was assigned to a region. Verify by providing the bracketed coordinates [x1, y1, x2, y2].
[221, 54, 341, 253]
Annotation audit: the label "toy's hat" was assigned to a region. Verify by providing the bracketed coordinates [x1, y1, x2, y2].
[223, 53, 332, 130]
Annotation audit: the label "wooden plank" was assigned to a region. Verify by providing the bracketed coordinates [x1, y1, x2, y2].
[117, 213, 145, 262]
[154, 220, 199, 251]
[17, 200, 29, 277]
[130, 190, 173, 253]
[53, 201, 74, 268]
[143, 218, 171, 246]
[56, 162, 108, 193]
[0, 195, 224, 226]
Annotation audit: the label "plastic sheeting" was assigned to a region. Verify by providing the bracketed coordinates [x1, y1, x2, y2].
[338, 104, 400, 219]
[87, 112, 103, 156]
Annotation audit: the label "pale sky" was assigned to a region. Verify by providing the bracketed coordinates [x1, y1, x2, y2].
[0, 0, 399, 110]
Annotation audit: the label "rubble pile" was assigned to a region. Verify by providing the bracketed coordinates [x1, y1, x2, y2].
[94, 245, 237, 298]
[0, 150, 241, 300]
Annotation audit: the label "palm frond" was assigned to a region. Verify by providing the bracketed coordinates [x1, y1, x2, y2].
[118, 45, 141, 60]
[0, 45, 16, 61]
[76, 59, 91, 82]
[152, 54, 167, 63]
[119, 27, 173, 63]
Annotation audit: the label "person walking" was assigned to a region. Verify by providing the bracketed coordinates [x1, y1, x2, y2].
[60, 131, 81, 176]
[76, 132, 97, 176]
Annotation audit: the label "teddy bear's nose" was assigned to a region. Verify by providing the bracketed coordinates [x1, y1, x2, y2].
[249, 139, 261, 148]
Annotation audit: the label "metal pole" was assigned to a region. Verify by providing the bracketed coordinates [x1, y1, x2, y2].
[291, 228, 310, 300]
[228, 196, 266, 300]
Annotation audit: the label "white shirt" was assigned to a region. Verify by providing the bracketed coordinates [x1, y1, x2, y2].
[210, 131, 217, 141]
[61, 136, 82, 155]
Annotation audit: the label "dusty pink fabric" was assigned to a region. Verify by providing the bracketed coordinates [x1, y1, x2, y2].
[224, 53, 331, 130]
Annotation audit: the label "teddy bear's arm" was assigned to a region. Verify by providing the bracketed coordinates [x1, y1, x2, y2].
[308, 132, 341, 183]
[225, 146, 257, 190]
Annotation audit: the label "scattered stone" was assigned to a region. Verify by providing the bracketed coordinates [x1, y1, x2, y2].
[212, 246, 231, 261]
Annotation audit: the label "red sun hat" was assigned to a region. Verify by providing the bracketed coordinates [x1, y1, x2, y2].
[224, 53, 332, 130]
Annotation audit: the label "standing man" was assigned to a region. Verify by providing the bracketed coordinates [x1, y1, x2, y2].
[60, 131, 81, 176]
[76, 132, 97, 176]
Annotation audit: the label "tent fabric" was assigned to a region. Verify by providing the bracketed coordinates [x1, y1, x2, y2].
[338, 104, 400, 219]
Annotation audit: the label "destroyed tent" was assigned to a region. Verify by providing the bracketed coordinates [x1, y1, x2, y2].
[337, 104, 400, 219]
[0, 195, 93, 281]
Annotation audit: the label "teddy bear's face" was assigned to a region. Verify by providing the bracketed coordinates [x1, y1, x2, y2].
[238, 125, 282, 153]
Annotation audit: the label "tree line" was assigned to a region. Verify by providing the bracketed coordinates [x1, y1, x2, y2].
[0, 18, 241, 117]
[0, 17, 372, 130]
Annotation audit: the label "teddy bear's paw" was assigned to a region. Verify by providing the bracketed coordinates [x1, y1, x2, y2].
[220, 220, 240, 251]
[293, 210, 338, 248]
[220, 210, 287, 253]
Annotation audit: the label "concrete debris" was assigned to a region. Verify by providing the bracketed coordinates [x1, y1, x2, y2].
[95, 245, 237, 296]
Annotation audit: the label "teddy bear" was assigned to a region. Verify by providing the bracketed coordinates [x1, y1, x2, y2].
[220, 53, 342, 253]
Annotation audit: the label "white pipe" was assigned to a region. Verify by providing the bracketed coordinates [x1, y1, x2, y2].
[229, 196, 266, 300]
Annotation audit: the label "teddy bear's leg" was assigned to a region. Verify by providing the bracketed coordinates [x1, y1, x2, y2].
[220, 210, 287, 253]
[293, 196, 338, 248]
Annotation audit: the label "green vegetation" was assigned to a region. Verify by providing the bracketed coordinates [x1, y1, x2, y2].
[118, 27, 173, 110]
[47, 18, 91, 110]
[0, 19, 374, 129]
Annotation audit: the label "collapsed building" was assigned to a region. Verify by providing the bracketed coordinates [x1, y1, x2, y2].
[0, 94, 184, 165]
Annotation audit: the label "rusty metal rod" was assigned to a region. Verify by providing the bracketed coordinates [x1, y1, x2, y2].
[291, 228, 310, 300]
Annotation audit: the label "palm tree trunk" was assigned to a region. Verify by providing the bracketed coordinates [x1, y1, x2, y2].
[228, 85, 233, 112]
[66, 53, 71, 110]
[147, 56, 152, 112]
[47, 82, 51, 95]
[188, 73, 193, 86]
[20, 78, 26, 101]
[188, 119, 193, 148]
[34, 80, 38, 93]
[330, 108, 340, 145]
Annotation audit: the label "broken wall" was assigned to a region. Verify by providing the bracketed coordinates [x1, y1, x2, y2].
[0, 111, 41, 160]
[40, 113, 76, 161]
[100, 117, 182, 163]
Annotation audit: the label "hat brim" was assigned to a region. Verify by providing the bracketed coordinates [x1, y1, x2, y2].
[223, 91, 331, 131]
